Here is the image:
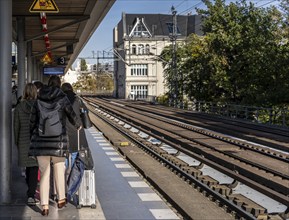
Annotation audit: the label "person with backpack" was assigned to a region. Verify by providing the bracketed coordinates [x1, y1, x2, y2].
[14, 83, 39, 206]
[29, 75, 81, 216]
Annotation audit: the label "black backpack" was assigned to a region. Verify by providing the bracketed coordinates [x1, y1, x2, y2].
[37, 100, 62, 137]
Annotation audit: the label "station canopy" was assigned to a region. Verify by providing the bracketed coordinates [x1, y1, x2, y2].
[12, 0, 115, 70]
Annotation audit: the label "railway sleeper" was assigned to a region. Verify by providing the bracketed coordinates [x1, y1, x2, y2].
[179, 167, 232, 197]
[242, 203, 266, 215]
[256, 214, 269, 220]
[162, 154, 188, 167]
[212, 184, 232, 196]
[198, 175, 219, 187]
[138, 139, 147, 144]
[171, 157, 188, 167]
[181, 166, 202, 177]
[130, 133, 140, 139]
[227, 194, 267, 218]
[149, 145, 167, 155]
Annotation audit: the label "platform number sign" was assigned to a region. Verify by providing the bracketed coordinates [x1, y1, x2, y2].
[57, 57, 65, 65]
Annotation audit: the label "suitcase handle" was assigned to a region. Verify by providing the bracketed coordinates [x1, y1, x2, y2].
[78, 129, 80, 151]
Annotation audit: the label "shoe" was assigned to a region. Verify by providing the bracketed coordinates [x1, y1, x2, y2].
[57, 199, 66, 209]
[27, 197, 39, 206]
[41, 209, 49, 216]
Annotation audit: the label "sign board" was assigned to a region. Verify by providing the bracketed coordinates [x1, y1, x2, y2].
[57, 56, 66, 65]
[41, 53, 52, 63]
[29, 0, 59, 13]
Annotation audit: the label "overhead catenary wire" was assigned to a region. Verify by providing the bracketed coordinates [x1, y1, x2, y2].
[257, 0, 278, 8]
[79, 0, 281, 65]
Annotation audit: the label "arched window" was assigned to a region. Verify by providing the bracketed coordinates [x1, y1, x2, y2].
[131, 44, 136, 55]
[138, 44, 144, 55]
[145, 44, 150, 54]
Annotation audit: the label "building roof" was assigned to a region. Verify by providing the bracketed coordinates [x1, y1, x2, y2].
[123, 13, 203, 38]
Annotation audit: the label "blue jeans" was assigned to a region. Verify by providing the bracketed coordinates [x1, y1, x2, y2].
[65, 152, 78, 168]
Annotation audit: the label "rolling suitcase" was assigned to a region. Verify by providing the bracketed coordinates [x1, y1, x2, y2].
[76, 130, 96, 209]
[77, 170, 96, 209]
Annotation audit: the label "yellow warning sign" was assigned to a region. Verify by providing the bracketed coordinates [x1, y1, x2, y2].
[29, 0, 59, 13]
[41, 53, 52, 63]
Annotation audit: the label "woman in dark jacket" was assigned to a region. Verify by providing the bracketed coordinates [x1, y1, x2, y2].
[14, 83, 39, 205]
[61, 83, 89, 166]
[29, 76, 81, 216]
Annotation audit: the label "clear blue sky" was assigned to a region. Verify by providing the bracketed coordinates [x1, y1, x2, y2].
[74, 0, 278, 66]
[75, 0, 205, 66]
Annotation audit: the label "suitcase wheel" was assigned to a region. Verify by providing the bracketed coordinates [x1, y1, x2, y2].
[91, 204, 96, 209]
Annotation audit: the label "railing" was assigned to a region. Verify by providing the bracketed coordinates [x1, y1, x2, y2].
[77, 91, 113, 97]
[187, 101, 289, 127]
[133, 95, 157, 103]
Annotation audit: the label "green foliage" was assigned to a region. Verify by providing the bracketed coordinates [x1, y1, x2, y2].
[80, 59, 88, 71]
[156, 94, 169, 105]
[95, 74, 114, 91]
[280, 0, 289, 40]
[72, 72, 114, 94]
[160, 0, 289, 108]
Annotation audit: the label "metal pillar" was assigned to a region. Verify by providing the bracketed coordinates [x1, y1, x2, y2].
[170, 6, 178, 107]
[17, 17, 26, 98]
[27, 41, 33, 82]
[0, 0, 12, 204]
[31, 58, 35, 81]
[33, 58, 37, 81]
[39, 62, 44, 83]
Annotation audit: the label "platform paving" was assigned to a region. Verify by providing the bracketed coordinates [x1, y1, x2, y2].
[0, 127, 180, 220]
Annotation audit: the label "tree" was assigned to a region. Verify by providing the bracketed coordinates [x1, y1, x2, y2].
[72, 73, 93, 93]
[80, 59, 88, 71]
[72, 72, 114, 94]
[280, 0, 289, 40]
[193, 0, 288, 106]
[182, 34, 217, 101]
[158, 0, 289, 108]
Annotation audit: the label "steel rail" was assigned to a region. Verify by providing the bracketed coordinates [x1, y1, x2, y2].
[85, 97, 289, 206]
[87, 104, 258, 220]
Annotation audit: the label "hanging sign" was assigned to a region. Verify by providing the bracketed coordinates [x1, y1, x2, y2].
[29, 0, 59, 13]
[41, 53, 52, 64]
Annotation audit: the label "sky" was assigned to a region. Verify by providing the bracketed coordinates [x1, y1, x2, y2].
[74, 0, 279, 67]
[74, 0, 206, 67]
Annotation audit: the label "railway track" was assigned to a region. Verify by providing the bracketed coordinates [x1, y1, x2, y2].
[111, 99, 289, 153]
[84, 97, 289, 219]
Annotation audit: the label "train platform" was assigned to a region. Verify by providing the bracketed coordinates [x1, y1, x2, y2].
[0, 127, 180, 220]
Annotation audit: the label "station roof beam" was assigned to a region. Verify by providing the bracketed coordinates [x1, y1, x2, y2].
[12, 0, 116, 70]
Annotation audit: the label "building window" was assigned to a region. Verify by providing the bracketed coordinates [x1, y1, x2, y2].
[129, 18, 152, 38]
[138, 44, 144, 55]
[145, 44, 150, 54]
[130, 64, 148, 76]
[133, 23, 150, 37]
[131, 44, 150, 55]
[132, 44, 136, 54]
[131, 85, 148, 99]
